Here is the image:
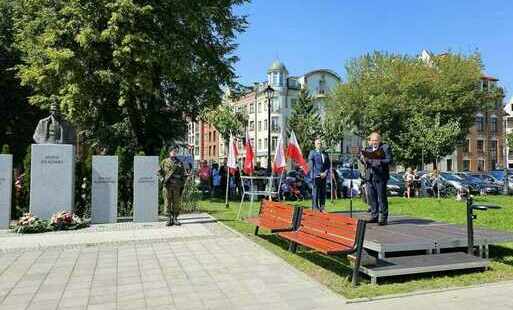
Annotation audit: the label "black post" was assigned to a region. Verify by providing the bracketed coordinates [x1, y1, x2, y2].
[466, 196, 475, 255]
[267, 97, 271, 176]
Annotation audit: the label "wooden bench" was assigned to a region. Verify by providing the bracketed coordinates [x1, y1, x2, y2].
[279, 209, 367, 286]
[246, 199, 301, 236]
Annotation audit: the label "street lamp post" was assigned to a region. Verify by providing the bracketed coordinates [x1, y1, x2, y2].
[264, 84, 275, 176]
[504, 114, 510, 194]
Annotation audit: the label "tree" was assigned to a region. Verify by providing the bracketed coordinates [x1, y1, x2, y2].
[204, 103, 248, 147]
[288, 89, 322, 156]
[0, 0, 45, 164]
[13, 0, 248, 155]
[507, 132, 513, 151]
[326, 51, 503, 167]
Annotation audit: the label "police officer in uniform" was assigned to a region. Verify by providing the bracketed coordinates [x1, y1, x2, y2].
[159, 147, 186, 226]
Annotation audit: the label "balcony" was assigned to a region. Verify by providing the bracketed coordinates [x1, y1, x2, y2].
[271, 126, 281, 133]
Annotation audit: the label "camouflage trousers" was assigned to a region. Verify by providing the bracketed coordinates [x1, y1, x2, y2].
[163, 185, 184, 219]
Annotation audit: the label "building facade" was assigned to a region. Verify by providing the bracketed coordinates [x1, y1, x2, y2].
[504, 97, 513, 169]
[220, 61, 362, 168]
[438, 76, 506, 172]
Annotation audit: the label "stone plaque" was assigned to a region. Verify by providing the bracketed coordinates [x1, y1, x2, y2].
[0, 155, 13, 229]
[30, 144, 75, 219]
[91, 156, 118, 224]
[133, 156, 159, 222]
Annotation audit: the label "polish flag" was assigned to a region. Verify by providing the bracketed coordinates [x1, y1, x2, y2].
[272, 134, 286, 174]
[287, 131, 309, 173]
[227, 135, 239, 175]
[243, 130, 254, 175]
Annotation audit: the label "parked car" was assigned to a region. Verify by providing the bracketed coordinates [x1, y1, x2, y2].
[468, 172, 503, 195]
[337, 168, 361, 197]
[438, 172, 470, 195]
[387, 174, 405, 196]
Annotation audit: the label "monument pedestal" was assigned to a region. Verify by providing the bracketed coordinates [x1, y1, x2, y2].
[30, 144, 75, 219]
[133, 156, 159, 223]
[91, 156, 118, 224]
[0, 155, 13, 229]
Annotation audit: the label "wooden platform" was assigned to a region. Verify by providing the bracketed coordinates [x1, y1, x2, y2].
[359, 252, 489, 284]
[335, 211, 513, 259]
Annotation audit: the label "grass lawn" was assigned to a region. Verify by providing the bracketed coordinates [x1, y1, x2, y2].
[198, 195, 513, 299]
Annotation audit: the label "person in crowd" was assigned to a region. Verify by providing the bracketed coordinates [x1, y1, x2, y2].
[197, 160, 211, 198]
[413, 169, 421, 197]
[158, 147, 186, 226]
[219, 157, 228, 195]
[360, 132, 393, 225]
[308, 137, 330, 212]
[430, 168, 440, 198]
[211, 163, 221, 197]
[403, 167, 414, 199]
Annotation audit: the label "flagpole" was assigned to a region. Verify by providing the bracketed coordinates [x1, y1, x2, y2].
[225, 172, 230, 208]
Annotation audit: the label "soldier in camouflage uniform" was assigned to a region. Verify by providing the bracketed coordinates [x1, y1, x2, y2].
[159, 147, 186, 226]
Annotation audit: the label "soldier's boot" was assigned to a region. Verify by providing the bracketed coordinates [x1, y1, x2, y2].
[166, 213, 174, 226]
[173, 212, 181, 226]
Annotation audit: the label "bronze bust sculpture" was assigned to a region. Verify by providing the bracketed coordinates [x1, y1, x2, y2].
[33, 98, 76, 144]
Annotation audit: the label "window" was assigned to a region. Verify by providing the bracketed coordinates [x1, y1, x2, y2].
[446, 159, 452, 171]
[477, 160, 485, 171]
[463, 160, 470, 171]
[250, 138, 255, 147]
[209, 132, 212, 142]
[250, 103, 255, 113]
[258, 102, 262, 112]
[209, 146, 211, 156]
[290, 98, 297, 107]
[490, 116, 497, 133]
[213, 145, 216, 155]
[258, 139, 262, 150]
[264, 120, 268, 130]
[272, 98, 280, 112]
[476, 116, 485, 132]
[271, 117, 280, 132]
[272, 72, 279, 85]
[271, 136, 278, 151]
[258, 121, 262, 131]
[264, 138, 268, 149]
[463, 139, 470, 153]
[489, 140, 497, 160]
[477, 140, 484, 153]
[249, 121, 255, 131]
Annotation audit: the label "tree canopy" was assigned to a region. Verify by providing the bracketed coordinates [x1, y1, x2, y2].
[326, 51, 504, 167]
[0, 0, 45, 163]
[12, 0, 248, 154]
[288, 88, 322, 156]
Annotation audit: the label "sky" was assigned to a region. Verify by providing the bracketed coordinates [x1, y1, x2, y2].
[233, 0, 513, 100]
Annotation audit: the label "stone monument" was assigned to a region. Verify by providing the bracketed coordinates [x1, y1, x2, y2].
[91, 156, 118, 224]
[0, 155, 12, 229]
[133, 156, 159, 222]
[30, 99, 75, 219]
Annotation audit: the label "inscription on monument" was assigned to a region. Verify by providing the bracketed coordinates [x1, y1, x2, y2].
[30, 144, 75, 219]
[133, 156, 159, 223]
[0, 155, 13, 229]
[91, 156, 118, 224]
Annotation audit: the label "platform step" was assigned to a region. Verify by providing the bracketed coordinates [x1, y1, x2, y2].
[359, 252, 489, 284]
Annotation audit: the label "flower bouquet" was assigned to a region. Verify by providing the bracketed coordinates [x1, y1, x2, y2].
[12, 213, 52, 234]
[50, 210, 89, 231]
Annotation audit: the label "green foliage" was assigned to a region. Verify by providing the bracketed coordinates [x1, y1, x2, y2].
[1, 144, 10, 154]
[12, 0, 248, 155]
[288, 89, 322, 155]
[75, 150, 92, 217]
[115, 146, 133, 216]
[507, 132, 513, 151]
[326, 51, 504, 166]
[0, 0, 45, 165]
[204, 104, 248, 143]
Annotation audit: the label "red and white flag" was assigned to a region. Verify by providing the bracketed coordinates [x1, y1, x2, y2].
[243, 130, 254, 175]
[287, 130, 309, 173]
[227, 135, 239, 175]
[272, 134, 286, 174]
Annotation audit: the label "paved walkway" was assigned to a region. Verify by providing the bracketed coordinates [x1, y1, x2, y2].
[0, 214, 345, 310]
[1, 213, 513, 310]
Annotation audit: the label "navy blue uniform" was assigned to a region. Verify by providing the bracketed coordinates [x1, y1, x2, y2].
[308, 149, 330, 211]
